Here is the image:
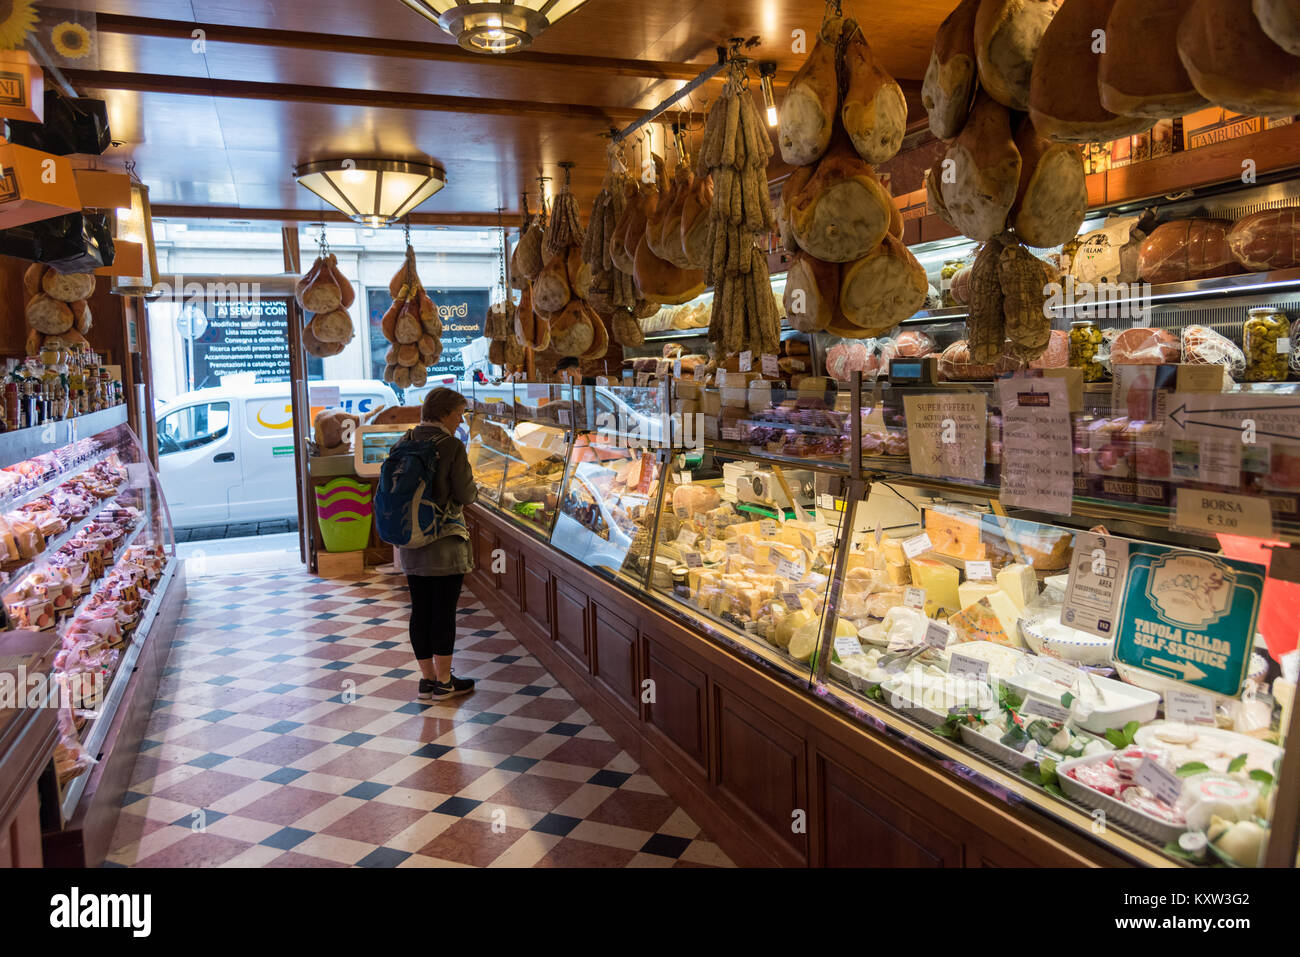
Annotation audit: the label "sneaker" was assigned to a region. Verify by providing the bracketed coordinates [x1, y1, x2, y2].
[417, 678, 439, 701]
[429, 674, 475, 701]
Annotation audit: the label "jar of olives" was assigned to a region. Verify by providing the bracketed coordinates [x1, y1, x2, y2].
[1243, 308, 1290, 382]
[940, 260, 965, 307]
[1069, 320, 1105, 381]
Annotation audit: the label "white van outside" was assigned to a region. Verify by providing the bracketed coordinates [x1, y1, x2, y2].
[155, 379, 399, 528]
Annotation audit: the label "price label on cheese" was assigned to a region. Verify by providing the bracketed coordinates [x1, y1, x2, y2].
[682, 551, 703, 568]
[1022, 695, 1071, 724]
[675, 506, 690, 519]
[815, 527, 836, 547]
[904, 587, 926, 610]
[725, 540, 739, 555]
[902, 533, 933, 560]
[1032, 657, 1080, 688]
[1134, 758, 1183, 807]
[675, 528, 698, 548]
[761, 354, 779, 376]
[775, 556, 805, 580]
[673, 359, 682, 377]
[760, 519, 778, 536]
[636, 373, 650, 388]
[1165, 689, 1216, 725]
[782, 591, 802, 610]
[924, 619, 950, 650]
[948, 652, 989, 681]
[834, 635, 866, 658]
[817, 493, 835, 511]
[965, 560, 993, 581]
[1278, 337, 1292, 354]
[739, 350, 753, 372]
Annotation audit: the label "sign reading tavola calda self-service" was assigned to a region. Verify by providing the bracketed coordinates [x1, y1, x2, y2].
[1113, 545, 1265, 697]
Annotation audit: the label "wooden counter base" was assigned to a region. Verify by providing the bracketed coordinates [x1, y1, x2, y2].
[467, 505, 1136, 868]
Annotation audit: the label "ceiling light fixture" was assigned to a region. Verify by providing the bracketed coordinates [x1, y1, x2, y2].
[293, 158, 447, 227]
[397, 1, 590, 54]
[758, 61, 778, 127]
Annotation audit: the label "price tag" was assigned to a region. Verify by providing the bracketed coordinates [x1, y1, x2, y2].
[965, 560, 993, 581]
[1022, 695, 1071, 724]
[817, 493, 835, 511]
[834, 635, 866, 658]
[1032, 657, 1080, 689]
[1165, 689, 1216, 725]
[673, 359, 682, 377]
[948, 652, 989, 681]
[761, 354, 779, 377]
[675, 528, 698, 548]
[782, 591, 802, 610]
[904, 587, 926, 610]
[775, 556, 805, 581]
[636, 373, 650, 388]
[739, 350, 753, 372]
[725, 540, 739, 555]
[759, 519, 778, 536]
[675, 506, 690, 519]
[683, 551, 703, 569]
[902, 533, 933, 560]
[1174, 489, 1275, 540]
[1278, 337, 1292, 354]
[1061, 531, 1129, 639]
[1134, 758, 1184, 807]
[815, 527, 836, 547]
[924, 619, 950, 650]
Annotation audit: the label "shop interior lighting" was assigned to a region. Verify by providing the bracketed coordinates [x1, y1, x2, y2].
[759, 61, 778, 127]
[112, 180, 161, 296]
[293, 159, 447, 227]
[397, 0, 590, 53]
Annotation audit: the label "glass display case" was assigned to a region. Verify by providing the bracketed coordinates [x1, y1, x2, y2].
[0, 418, 177, 817]
[469, 370, 1298, 867]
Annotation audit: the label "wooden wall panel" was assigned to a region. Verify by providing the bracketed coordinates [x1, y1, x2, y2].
[475, 526, 496, 586]
[591, 603, 637, 716]
[714, 685, 808, 862]
[642, 631, 708, 773]
[552, 579, 589, 669]
[522, 561, 552, 635]
[498, 540, 521, 609]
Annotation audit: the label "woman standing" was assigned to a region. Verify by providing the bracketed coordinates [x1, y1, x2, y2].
[397, 388, 478, 701]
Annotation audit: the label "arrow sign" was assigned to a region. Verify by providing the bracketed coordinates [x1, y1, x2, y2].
[1179, 418, 1297, 441]
[1169, 401, 1300, 430]
[1145, 657, 1209, 683]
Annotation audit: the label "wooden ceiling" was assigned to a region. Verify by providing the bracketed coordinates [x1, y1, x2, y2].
[60, 0, 957, 225]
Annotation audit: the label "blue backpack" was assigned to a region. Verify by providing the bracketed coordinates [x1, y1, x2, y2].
[374, 431, 468, 548]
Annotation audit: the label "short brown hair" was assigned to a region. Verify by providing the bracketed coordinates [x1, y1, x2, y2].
[422, 387, 466, 423]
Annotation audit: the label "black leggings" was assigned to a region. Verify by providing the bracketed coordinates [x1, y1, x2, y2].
[406, 574, 465, 659]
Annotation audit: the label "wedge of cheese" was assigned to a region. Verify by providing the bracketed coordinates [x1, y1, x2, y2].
[997, 563, 1038, 612]
[985, 590, 1025, 648]
[909, 557, 960, 615]
[775, 609, 816, 649]
[925, 508, 987, 562]
[957, 581, 1002, 611]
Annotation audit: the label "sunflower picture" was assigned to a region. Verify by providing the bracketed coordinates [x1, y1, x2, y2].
[0, 0, 39, 50]
[51, 20, 91, 59]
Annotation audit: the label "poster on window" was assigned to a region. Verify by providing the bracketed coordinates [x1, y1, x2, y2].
[188, 296, 310, 388]
[367, 287, 487, 383]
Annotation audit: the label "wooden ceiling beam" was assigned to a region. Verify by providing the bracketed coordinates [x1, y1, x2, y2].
[95, 13, 799, 84]
[151, 205, 515, 227]
[63, 70, 648, 124]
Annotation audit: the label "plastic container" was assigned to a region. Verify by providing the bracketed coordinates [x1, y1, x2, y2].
[1242, 308, 1290, 382]
[314, 478, 374, 552]
[1068, 320, 1105, 382]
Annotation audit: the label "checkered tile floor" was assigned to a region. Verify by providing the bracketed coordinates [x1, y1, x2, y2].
[105, 567, 733, 868]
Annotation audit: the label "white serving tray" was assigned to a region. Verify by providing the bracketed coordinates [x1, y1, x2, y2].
[1056, 753, 1188, 845]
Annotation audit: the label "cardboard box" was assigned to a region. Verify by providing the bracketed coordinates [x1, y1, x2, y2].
[73, 169, 132, 209]
[95, 240, 144, 277]
[1183, 107, 1262, 150]
[0, 143, 80, 229]
[0, 50, 43, 123]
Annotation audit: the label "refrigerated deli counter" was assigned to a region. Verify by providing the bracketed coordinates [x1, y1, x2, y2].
[463, 373, 1299, 868]
[0, 409, 185, 866]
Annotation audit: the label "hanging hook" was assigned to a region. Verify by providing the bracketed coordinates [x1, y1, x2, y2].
[403, 217, 412, 249]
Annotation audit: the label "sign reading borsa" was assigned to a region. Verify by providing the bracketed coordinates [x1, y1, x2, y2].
[1113, 545, 1265, 696]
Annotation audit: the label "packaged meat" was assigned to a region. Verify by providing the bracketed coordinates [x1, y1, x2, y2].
[1137, 218, 1244, 286]
[1068, 758, 1123, 796]
[1121, 787, 1188, 826]
[894, 330, 936, 358]
[1181, 324, 1246, 378]
[1067, 215, 1147, 284]
[937, 340, 1019, 380]
[1109, 327, 1180, 365]
[1228, 208, 1300, 272]
[1027, 329, 1068, 369]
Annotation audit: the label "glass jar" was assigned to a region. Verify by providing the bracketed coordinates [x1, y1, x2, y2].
[1069, 320, 1105, 382]
[1290, 316, 1299, 377]
[940, 260, 965, 308]
[1243, 308, 1290, 382]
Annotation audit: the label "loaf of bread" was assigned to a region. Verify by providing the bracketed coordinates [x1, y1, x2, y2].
[1227, 208, 1300, 271]
[975, 0, 1065, 111]
[1255, 0, 1300, 55]
[1138, 219, 1244, 285]
[923, 0, 981, 140]
[1099, 0, 1208, 118]
[1009, 117, 1087, 249]
[938, 90, 1022, 241]
[1178, 0, 1300, 118]
[1029, 0, 1153, 142]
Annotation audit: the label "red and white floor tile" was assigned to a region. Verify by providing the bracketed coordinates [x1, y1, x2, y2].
[105, 565, 733, 868]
